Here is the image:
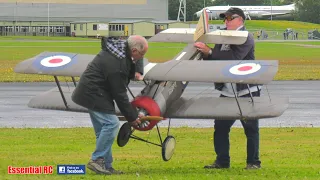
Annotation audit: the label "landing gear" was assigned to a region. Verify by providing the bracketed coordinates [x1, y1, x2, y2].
[116, 96, 176, 161]
[117, 122, 131, 147]
[162, 136, 176, 161]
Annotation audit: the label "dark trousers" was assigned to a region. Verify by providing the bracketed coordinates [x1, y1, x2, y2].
[214, 91, 261, 167]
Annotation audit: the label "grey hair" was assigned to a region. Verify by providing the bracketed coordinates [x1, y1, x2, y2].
[127, 35, 148, 52]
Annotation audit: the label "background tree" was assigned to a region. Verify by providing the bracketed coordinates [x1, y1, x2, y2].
[293, 0, 320, 24]
[169, 0, 214, 21]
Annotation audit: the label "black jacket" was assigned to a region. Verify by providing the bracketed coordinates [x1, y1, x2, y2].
[71, 37, 140, 122]
[204, 26, 259, 93]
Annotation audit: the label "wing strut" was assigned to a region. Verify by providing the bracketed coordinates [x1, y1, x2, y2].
[54, 76, 69, 110]
[246, 84, 254, 105]
[126, 85, 135, 99]
[71, 77, 77, 87]
[231, 83, 243, 119]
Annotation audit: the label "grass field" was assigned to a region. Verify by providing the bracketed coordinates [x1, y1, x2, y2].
[190, 20, 320, 40]
[199, 20, 320, 31]
[0, 127, 319, 179]
[1, 20, 319, 179]
[0, 39, 319, 82]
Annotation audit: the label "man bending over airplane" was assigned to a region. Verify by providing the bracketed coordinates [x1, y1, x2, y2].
[194, 7, 262, 170]
[72, 35, 148, 175]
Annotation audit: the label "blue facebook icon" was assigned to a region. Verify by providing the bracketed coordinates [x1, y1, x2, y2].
[58, 166, 65, 174]
[57, 165, 85, 175]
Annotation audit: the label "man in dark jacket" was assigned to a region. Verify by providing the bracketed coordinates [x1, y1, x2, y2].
[194, 7, 261, 170]
[72, 35, 148, 175]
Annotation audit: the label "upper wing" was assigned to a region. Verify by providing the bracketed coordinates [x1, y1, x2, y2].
[14, 51, 95, 77]
[143, 60, 278, 84]
[164, 96, 289, 120]
[149, 28, 248, 45]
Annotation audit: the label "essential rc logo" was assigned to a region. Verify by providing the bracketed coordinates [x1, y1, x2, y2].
[57, 165, 85, 175]
[8, 166, 53, 174]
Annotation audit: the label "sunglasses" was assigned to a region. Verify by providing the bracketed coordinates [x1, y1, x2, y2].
[223, 15, 240, 22]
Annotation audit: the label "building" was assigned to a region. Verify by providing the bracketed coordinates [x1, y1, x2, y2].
[0, 0, 169, 36]
[0, 21, 69, 36]
[152, 20, 190, 34]
[70, 20, 155, 38]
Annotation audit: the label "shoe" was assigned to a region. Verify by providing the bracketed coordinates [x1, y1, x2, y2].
[87, 158, 111, 175]
[245, 164, 261, 170]
[204, 161, 230, 169]
[106, 167, 124, 175]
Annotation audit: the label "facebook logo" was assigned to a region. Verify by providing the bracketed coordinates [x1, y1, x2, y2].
[58, 166, 65, 173]
[57, 165, 85, 175]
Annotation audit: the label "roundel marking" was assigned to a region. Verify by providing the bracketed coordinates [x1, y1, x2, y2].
[222, 62, 267, 79]
[229, 63, 261, 76]
[238, 66, 252, 71]
[32, 53, 77, 72]
[49, 58, 63, 63]
[40, 55, 72, 68]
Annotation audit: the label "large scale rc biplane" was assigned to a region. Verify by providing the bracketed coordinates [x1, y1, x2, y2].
[14, 9, 289, 162]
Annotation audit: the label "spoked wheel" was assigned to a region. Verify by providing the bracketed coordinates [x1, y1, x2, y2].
[117, 122, 132, 147]
[161, 135, 176, 161]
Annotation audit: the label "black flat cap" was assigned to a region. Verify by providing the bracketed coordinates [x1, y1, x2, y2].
[219, 7, 246, 21]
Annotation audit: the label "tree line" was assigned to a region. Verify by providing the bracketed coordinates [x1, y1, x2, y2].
[168, 0, 320, 24]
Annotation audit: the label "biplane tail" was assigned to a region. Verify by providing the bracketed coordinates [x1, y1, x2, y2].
[193, 7, 210, 42]
[148, 8, 248, 45]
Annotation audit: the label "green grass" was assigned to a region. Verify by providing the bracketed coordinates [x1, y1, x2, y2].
[0, 40, 319, 82]
[190, 20, 320, 31]
[0, 127, 319, 179]
[189, 20, 320, 40]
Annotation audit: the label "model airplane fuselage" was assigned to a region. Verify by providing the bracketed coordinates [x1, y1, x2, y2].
[196, 4, 295, 20]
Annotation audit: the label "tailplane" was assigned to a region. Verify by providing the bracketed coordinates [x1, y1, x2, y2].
[194, 8, 210, 41]
[148, 7, 248, 45]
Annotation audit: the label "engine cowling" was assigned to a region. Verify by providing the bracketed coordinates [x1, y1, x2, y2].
[131, 96, 161, 131]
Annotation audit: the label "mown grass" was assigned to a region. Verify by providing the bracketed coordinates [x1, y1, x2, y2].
[0, 127, 319, 179]
[190, 20, 320, 39]
[193, 20, 320, 31]
[0, 40, 319, 82]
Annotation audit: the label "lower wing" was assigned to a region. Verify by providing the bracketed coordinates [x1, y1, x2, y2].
[27, 86, 288, 120]
[27, 86, 128, 117]
[165, 96, 289, 120]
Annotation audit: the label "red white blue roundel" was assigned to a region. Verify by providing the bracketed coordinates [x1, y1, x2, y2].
[229, 63, 261, 75]
[40, 55, 71, 67]
[222, 61, 267, 79]
[32, 53, 76, 71]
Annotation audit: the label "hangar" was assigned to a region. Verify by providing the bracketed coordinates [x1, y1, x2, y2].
[0, 0, 184, 37]
[70, 20, 155, 38]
